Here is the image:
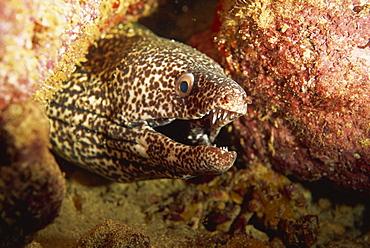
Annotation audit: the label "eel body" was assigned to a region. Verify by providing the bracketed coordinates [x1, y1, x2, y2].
[46, 23, 249, 182]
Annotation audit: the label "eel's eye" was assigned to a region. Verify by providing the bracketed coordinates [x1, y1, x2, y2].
[175, 73, 194, 97]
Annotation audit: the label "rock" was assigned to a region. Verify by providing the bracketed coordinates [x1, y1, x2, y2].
[0, 0, 158, 110]
[77, 219, 150, 248]
[217, 0, 370, 191]
[0, 100, 65, 247]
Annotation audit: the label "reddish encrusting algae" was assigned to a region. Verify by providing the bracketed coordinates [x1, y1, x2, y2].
[217, 0, 370, 191]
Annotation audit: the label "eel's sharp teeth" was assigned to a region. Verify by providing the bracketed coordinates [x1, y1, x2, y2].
[212, 110, 218, 124]
[217, 110, 222, 120]
[211, 108, 232, 124]
[223, 110, 228, 120]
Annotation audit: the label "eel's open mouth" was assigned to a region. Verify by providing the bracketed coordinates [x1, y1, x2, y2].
[153, 107, 242, 147]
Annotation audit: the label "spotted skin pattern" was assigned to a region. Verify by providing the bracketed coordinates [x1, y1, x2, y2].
[46, 23, 249, 182]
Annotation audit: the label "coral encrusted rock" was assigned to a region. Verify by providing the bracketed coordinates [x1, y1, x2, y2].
[0, 100, 65, 247]
[217, 0, 370, 191]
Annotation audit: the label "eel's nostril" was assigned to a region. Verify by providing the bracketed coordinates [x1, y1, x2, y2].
[224, 94, 233, 103]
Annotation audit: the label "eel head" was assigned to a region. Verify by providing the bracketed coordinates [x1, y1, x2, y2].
[114, 59, 249, 180]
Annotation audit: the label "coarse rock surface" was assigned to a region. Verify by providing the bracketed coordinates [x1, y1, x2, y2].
[0, 100, 65, 247]
[216, 0, 370, 191]
[0, 0, 157, 110]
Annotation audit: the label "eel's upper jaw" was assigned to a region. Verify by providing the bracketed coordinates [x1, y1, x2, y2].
[205, 107, 246, 141]
[153, 84, 249, 147]
[207, 83, 249, 130]
[190, 91, 249, 145]
[183, 109, 242, 146]
[208, 108, 243, 127]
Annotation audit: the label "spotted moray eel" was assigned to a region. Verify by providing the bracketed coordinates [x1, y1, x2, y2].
[46, 23, 248, 182]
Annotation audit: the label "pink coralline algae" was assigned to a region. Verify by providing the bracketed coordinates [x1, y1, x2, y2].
[0, 0, 157, 110]
[216, 0, 370, 191]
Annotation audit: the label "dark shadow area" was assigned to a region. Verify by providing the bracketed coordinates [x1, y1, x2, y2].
[139, 0, 219, 41]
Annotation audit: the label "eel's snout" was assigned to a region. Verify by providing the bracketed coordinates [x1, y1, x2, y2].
[218, 80, 249, 116]
[195, 78, 249, 143]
